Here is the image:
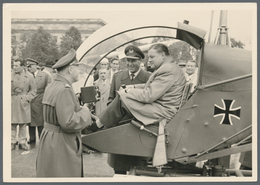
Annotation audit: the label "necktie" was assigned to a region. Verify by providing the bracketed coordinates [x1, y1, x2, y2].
[130, 73, 135, 81]
[33, 73, 35, 78]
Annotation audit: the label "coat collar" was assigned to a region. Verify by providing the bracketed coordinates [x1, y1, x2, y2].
[55, 74, 72, 87]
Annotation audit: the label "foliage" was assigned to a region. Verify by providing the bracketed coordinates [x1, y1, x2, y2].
[230, 37, 245, 49]
[59, 26, 83, 56]
[20, 26, 60, 65]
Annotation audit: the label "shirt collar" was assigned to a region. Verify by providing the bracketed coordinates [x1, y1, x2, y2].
[129, 67, 141, 78]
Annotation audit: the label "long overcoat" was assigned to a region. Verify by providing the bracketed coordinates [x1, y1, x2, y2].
[118, 58, 186, 125]
[108, 69, 151, 103]
[30, 70, 50, 127]
[36, 75, 91, 177]
[94, 78, 110, 115]
[11, 70, 36, 124]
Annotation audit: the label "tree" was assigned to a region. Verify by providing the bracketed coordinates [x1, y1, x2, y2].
[59, 26, 83, 56]
[20, 26, 60, 65]
[230, 38, 245, 49]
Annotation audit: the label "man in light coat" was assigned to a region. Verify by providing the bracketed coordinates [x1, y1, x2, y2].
[27, 58, 50, 144]
[94, 68, 110, 115]
[36, 49, 92, 177]
[11, 59, 36, 150]
[87, 43, 186, 130]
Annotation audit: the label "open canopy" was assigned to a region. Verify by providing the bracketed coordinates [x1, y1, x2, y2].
[76, 20, 206, 69]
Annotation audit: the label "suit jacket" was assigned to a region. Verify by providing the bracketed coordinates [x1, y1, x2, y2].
[108, 69, 151, 104]
[118, 57, 186, 125]
[11, 70, 36, 124]
[30, 70, 50, 126]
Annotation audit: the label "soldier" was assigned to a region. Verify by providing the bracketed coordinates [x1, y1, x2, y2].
[107, 45, 151, 105]
[11, 59, 36, 150]
[36, 49, 92, 177]
[106, 45, 151, 174]
[27, 58, 50, 144]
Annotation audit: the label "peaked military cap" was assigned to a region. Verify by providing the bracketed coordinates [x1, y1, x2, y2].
[52, 49, 79, 69]
[26, 58, 39, 66]
[124, 45, 145, 60]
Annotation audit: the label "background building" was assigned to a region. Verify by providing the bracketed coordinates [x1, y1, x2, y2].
[11, 18, 106, 58]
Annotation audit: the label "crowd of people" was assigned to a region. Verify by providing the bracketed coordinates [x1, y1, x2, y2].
[11, 43, 199, 177]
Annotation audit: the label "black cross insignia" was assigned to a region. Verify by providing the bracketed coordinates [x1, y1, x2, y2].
[214, 99, 241, 125]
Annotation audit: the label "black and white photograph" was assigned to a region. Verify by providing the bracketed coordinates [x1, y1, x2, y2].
[3, 2, 257, 182]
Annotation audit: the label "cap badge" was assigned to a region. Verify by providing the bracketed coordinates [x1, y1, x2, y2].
[128, 49, 134, 54]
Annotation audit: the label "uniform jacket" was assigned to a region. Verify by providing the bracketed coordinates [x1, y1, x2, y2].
[11, 70, 36, 124]
[118, 58, 186, 125]
[94, 78, 110, 115]
[36, 74, 91, 177]
[30, 70, 50, 127]
[107, 68, 150, 172]
[108, 69, 151, 104]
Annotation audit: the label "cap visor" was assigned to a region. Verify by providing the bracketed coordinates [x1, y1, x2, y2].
[124, 56, 140, 60]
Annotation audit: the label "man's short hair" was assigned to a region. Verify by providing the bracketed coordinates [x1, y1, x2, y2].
[187, 60, 197, 67]
[149, 43, 170, 56]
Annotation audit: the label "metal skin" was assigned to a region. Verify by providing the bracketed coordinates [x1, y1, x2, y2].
[82, 42, 252, 164]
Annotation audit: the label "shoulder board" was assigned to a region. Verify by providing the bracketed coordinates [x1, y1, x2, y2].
[65, 84, 71, 88]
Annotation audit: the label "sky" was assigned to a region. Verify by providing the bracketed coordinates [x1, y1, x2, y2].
[5, 3, 255, 45]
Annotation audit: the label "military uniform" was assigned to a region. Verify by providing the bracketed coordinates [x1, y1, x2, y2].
[36, 49, 91, 177]
[107, 45, 150, 173]
[27, 59, 50, 143]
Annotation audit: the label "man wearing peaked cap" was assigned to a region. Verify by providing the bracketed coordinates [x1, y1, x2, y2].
[36, 48, 93, 177]
[52, 48, 80, 69]
[124, 45, 145, 60]
[27, 57, 50, 146]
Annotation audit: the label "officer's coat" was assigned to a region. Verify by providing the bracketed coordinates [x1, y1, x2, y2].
[30, 70, 50, 127]
[118, 58, 186, 125]
[108, 69, 151, 103]
[11, 70, 36, 124]
[36, 75, 91, 177]
[94, 78, 110, 115]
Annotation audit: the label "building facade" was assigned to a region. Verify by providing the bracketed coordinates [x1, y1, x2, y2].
[11, 18, 106, 57]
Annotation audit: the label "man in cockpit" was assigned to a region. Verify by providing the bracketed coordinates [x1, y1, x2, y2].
[86, 43, 186, 131]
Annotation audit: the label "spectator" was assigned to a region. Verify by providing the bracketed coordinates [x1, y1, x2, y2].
[11, 59, 36, 150]
[94, 68, 110, 115]
[27, 58, 50, 144]
[107, 57, 120, 84]
[184, 60, 198, 93]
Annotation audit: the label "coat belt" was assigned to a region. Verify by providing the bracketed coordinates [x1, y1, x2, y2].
[43, 122, 82, 157]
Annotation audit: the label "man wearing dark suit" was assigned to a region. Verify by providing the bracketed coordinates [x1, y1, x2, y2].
[106, 45, 151, 174]
[27, 58, 50, 144]
[107, 45, 151, 105]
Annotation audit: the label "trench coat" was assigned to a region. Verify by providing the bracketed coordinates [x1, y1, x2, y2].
[94, 78, 110, 115]
[30, 70, 50, 127]
[108, 69, 151, 103]
[118, 58, 186, 125]
[36, 75, 91, 177]
[11, 70, 36, 124]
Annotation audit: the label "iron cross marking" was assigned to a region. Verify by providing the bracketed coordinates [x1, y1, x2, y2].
[214, 99, 241, 125]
